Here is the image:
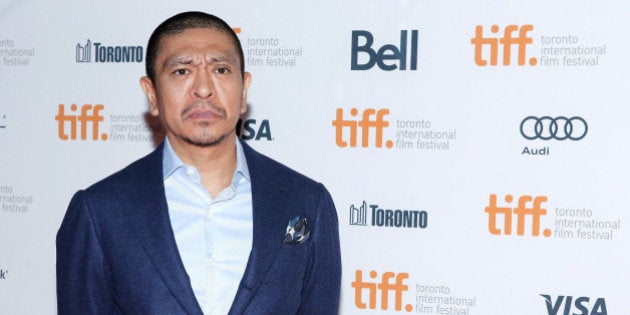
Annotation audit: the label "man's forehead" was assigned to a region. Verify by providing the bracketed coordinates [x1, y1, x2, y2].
[161, 28, 235, 48]
[157, 29, 239, 58]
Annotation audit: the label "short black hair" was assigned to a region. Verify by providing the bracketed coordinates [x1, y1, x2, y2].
[145, 11, 245, 82]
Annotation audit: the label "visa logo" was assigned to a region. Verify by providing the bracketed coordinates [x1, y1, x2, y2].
[540, 295, 607, 315]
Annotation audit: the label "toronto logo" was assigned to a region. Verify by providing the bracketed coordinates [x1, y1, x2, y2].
[75, 39, 143, 63]
[349, 201, 427, 229]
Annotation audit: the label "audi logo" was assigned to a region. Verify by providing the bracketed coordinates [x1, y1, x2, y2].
[520, 116, 588, 140]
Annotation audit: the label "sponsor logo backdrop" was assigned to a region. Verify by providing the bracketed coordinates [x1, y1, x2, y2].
[1, 1, 628, 314]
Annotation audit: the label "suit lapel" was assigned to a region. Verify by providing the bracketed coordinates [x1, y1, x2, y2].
[119, 144, 203, 315]
[229, 141, 289, 313]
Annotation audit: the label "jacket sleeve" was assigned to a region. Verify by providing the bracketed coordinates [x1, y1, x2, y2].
[56, 190, 118, 314]
[298, 184, 342, 314]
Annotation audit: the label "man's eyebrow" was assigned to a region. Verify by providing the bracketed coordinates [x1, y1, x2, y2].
[163, 56, 194, 68]
[162, 53, 238, 68]
[206, 53, 237, 64]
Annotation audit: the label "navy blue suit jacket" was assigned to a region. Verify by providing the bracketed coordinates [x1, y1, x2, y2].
[56, 140, 341, 314]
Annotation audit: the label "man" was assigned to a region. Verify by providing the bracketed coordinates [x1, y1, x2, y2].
[56, 11, 341, 314]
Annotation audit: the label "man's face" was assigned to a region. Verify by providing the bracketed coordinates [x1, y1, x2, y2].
[141, 28, 251, 148]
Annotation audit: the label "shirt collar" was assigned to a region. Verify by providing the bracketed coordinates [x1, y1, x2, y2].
[162, 137, 251, 185]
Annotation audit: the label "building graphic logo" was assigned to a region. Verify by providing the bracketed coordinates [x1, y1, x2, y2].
[76, 39, 91, 62]
[349, 201, 368, 226]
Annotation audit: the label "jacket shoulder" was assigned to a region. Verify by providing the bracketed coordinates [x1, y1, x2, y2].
[242, 141, 323, 192]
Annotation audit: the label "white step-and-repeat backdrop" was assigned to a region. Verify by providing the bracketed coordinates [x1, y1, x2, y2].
[1, 1, 628, 314]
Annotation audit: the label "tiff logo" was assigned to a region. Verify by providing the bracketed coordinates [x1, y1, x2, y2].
[349, 201, 368, 226]
[485, 194, 551, 237]
[76, 39, 91, 62]
[470, 24, 537, 66]
[332, 108, 393, 148]
[351, 270, 412, 312]
[55, 104, 108, 141]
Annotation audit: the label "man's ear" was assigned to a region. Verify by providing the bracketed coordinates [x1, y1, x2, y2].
[240, 72, 252, 114]
[140, 76, 159, 116]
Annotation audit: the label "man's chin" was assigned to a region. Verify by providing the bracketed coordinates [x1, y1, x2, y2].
[180, 132, 235, 148]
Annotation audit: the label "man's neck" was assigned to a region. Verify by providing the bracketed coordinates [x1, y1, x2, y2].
[168, 134, 238, 199]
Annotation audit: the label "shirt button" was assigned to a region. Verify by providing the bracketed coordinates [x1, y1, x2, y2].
[185, 167, 195, 176]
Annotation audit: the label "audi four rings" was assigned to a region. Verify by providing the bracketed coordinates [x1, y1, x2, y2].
[520, 116, 588, 140]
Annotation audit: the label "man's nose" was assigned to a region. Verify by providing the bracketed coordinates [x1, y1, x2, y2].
[192, 69, 214, 98]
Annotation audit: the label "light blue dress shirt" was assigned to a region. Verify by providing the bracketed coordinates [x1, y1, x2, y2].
[162, 138, 253, 315]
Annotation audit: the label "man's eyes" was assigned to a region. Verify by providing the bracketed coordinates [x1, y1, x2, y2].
[169, 66, 232, 76]
[215, 66, 231, 74]
[173, 69, 190, 75]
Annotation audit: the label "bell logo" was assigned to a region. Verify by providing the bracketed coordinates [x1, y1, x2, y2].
[485, 194, 551, 237]
[332, 108, 393, 148]
[540, 295, 608, 315]
[470, 24, 537, 66]
[351, 270, 413, 312]
[351, 30, 419, 70]
[55, 104, 108, 141]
